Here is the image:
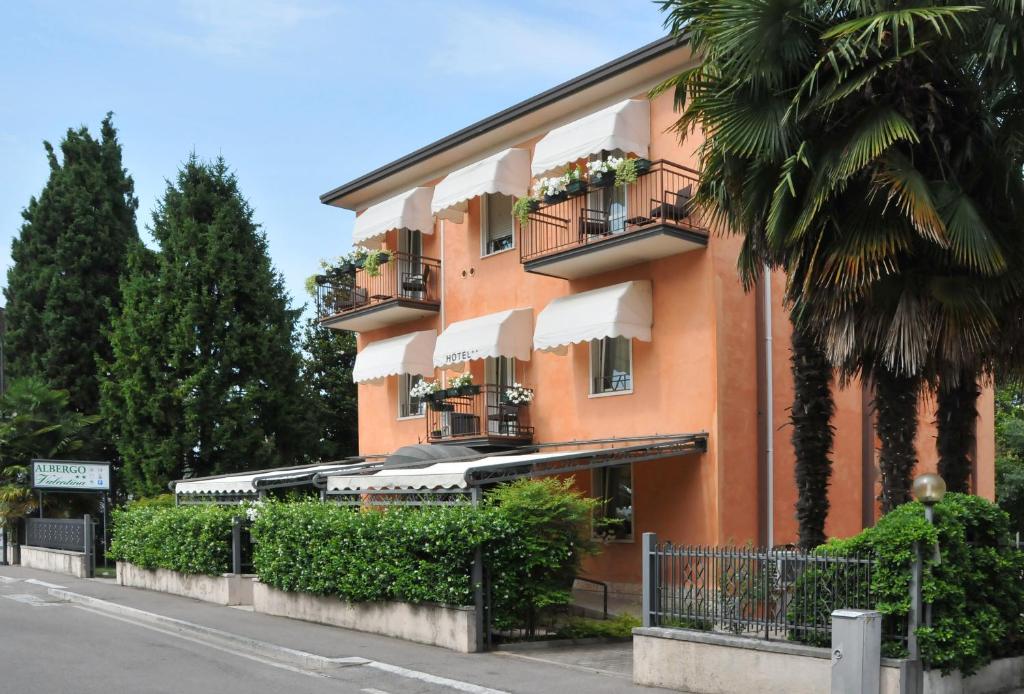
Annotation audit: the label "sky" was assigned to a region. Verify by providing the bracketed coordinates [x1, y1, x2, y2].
[0, 1, 666, 315]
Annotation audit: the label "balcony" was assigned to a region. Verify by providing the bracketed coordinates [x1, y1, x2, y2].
[519, 160, 709, 280]
[316, 252, 441, 332]
[425, 385, 534, 449]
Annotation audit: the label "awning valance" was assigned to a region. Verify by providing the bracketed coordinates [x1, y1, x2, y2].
[431, 148, 531, 222]
[531, 99, 651, 178]
[352, 187, 434, 247]
[174, 462, 360, 496]
[353, 329, 436, 383]
[534, 280, 652, 353]
[433, 308, 533, 370]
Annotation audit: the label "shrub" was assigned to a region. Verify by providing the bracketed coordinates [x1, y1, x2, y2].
[555, 614, 640, 639]
[789, 494, 1024, 675]
[127, 493, 175, 509]
[109, 504, 238, 575]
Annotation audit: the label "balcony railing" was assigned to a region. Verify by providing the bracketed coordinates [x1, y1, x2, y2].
[316, 252, 441, 322]
[519, 160, 706, 264]
[426, 385, 534, 445]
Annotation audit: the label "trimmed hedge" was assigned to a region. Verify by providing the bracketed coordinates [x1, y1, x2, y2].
[109, 505, 238, 576]
[790, 493, 1024, 675]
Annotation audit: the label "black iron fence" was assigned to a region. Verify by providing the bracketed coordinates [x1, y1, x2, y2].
[520, 160, 706, 263]
[315, 252, 441, 321]
[425, 385, 533, 444]
[25, 517, 93, 553]
[642, 534, 904, 647]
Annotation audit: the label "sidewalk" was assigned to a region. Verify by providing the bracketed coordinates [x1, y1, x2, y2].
[0, 565, 644, 694]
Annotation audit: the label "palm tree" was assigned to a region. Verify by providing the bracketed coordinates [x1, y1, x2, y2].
[657, 0, 1024, 519]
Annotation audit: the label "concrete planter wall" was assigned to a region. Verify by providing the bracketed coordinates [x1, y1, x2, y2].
[20, 546, 90, 578]
[252, 581, 479, 653]
[116, 562, 255, 606]
[633, 627, 1024, 694]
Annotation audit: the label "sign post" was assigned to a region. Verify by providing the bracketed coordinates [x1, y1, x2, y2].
[31, 460, 112, 576]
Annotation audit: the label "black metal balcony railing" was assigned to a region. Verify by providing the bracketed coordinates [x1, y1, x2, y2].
[519, 160, 706, 264]
[316, 252, 441, 321]
[426, 385, 534, 444]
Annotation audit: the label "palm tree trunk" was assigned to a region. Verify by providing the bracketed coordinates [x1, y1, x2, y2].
[936, 370, 979, 493]
[790, 317, 835, 548]
[874, 367, 921, 513]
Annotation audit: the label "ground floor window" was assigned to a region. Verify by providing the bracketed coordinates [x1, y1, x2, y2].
[593, 463, 633, 540]
[590, 336, 632, 395]
[398, 373, 425, 418]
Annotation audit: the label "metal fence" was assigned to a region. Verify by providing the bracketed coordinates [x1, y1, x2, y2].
[642, 533, 904, 647]
[25, 517, 92, 553]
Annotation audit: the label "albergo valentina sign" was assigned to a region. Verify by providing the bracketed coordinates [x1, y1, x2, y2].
[32, 460, 111, 491]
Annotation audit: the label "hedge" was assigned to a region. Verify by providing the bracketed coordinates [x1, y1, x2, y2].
[108, 505, 238, 576]
[790, 493, 1024, 675]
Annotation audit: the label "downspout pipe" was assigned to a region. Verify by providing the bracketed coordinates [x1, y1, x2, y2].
[763, 265, 774, 549]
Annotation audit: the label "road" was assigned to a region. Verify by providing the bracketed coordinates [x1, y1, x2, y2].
[0, 568, 645, 694]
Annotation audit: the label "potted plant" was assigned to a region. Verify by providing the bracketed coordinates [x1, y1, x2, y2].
[564, 166, 587, 197]
[503, 382, 534, 406]
[410, 380, 444, 410]
[535, 176, 568, 204]
[615, 157, 639, 187]
[635, 157, 652, 174]
[586, 156, 621, 188]
[513, 196, 540, 226]
[449, 372, 480, 396]
[362, 249, 392, 277]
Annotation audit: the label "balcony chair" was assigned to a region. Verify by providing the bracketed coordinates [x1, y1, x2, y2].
[649, 185, 694, 225]
[488, 402, 521, 436]
[578, 208, 610, 241]
[401, 264, 430, 294]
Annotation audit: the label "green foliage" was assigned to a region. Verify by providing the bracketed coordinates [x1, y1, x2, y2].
[361, 250, 391, 278]
[792, 494, 1024, 675]
[126, 494, 176, 510]
[614, 157, 638, 186]
[298, 318, 358, 462]
[100, 156, 311, 496]
[109, 505, 238, 576]
[512, 196, 538, 226]
[790, 317, 836, 548]
[4, 113, 139, 420]
[555, 614, 640, 640]
[249, 479, 597, 630]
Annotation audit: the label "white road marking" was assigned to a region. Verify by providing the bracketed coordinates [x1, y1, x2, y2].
[361, 689, 391, 694]
[2, 593, 59, 607]
[0, 576, 20, 584]
[25, 578, 66, 589]
[365, 661, 510, 694]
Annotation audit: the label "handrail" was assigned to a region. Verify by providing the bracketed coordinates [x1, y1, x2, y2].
[316, 252, 441, 321]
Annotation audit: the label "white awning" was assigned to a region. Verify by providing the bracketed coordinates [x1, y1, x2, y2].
[433, 308, 533, 370]
[175, 463, 358, 496]
[353, 329, 436, 383]
[531, 99, 651, 177]
[327, 450, 596, 493]
[352, 187, 434, 247]
[534, 280, 652, 353]
[431, 148, 531, 222]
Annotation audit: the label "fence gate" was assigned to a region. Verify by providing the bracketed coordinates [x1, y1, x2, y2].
[24, 516, 96, 577]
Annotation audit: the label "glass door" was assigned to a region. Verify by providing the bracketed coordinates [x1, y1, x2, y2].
[398, 229, 424, 299]
[485, 357, 516, 435]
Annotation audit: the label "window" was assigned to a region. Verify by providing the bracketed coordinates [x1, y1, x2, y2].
[485, 357, 516, 436]
[398, 373, 425, 418]
[586, 154, 629, 234]
[593, 464, 633, 540]
[481, 193, 515, 256]
[589, 336, 632, 395]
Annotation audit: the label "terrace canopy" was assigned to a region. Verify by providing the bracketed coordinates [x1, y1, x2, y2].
[173, 461, 364, 504]
[433, 308, 533, 371]
[431, 148, 531, 222]
[352, 186, 434, 247]
[325, 435, 708, 498]
[353, 329, 437, 383]
[533, 280, 652, 354]
[531, 98, 651, 178]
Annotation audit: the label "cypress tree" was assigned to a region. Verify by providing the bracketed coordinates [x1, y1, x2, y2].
[299, 318, 358, 461]
[101, 156, 308, 495]
[4, 114, 139, 415]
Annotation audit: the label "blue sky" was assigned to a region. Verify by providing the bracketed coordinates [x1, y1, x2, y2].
[0, 1, 666, 315]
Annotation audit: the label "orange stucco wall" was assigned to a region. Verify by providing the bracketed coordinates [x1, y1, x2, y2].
[344, 87, 997, 589]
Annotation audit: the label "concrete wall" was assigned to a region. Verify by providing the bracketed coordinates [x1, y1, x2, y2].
[20, 546, 90, 578]
[252, 581, 478, 653]
[116, 562, 254, 606]
[634, 627, 1023, 694]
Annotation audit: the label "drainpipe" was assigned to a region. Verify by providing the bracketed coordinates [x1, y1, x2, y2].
[440, 219, 446, 388]
[763, 265, 774, 549]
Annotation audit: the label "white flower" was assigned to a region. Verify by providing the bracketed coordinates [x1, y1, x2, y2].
[409, 380, 440, 398]
[449, 372, 473, 388]
[504, 382, 534, 405]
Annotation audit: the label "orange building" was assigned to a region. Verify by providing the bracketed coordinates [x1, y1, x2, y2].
[316, 38, 994, 592]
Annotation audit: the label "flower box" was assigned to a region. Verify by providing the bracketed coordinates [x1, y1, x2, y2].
[635, 158, 652, 174]
[566, 180, 588, 197]
[543, 191, 568, 204]
[591, 170, 616, 188]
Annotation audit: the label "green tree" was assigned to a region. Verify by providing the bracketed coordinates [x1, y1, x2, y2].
[299, 318, 358, 461]
[658, 0, 1024, 512]
[101, 156, 309, 496]
[4, 114, 138, 418]
[0, 377, 99, 529]
[995, 384, 1024, 532]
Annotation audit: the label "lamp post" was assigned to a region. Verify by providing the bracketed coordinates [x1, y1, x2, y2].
[908, 472, 946, 687]
[913, 472, 947, 525]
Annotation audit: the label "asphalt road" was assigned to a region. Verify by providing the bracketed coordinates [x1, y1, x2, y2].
[0, 571, 645, 694]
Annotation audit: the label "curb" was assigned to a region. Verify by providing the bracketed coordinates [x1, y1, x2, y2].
[47, 588, 368, 672]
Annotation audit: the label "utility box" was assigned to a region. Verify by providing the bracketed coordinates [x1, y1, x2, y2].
[831, 608, 881, 694]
